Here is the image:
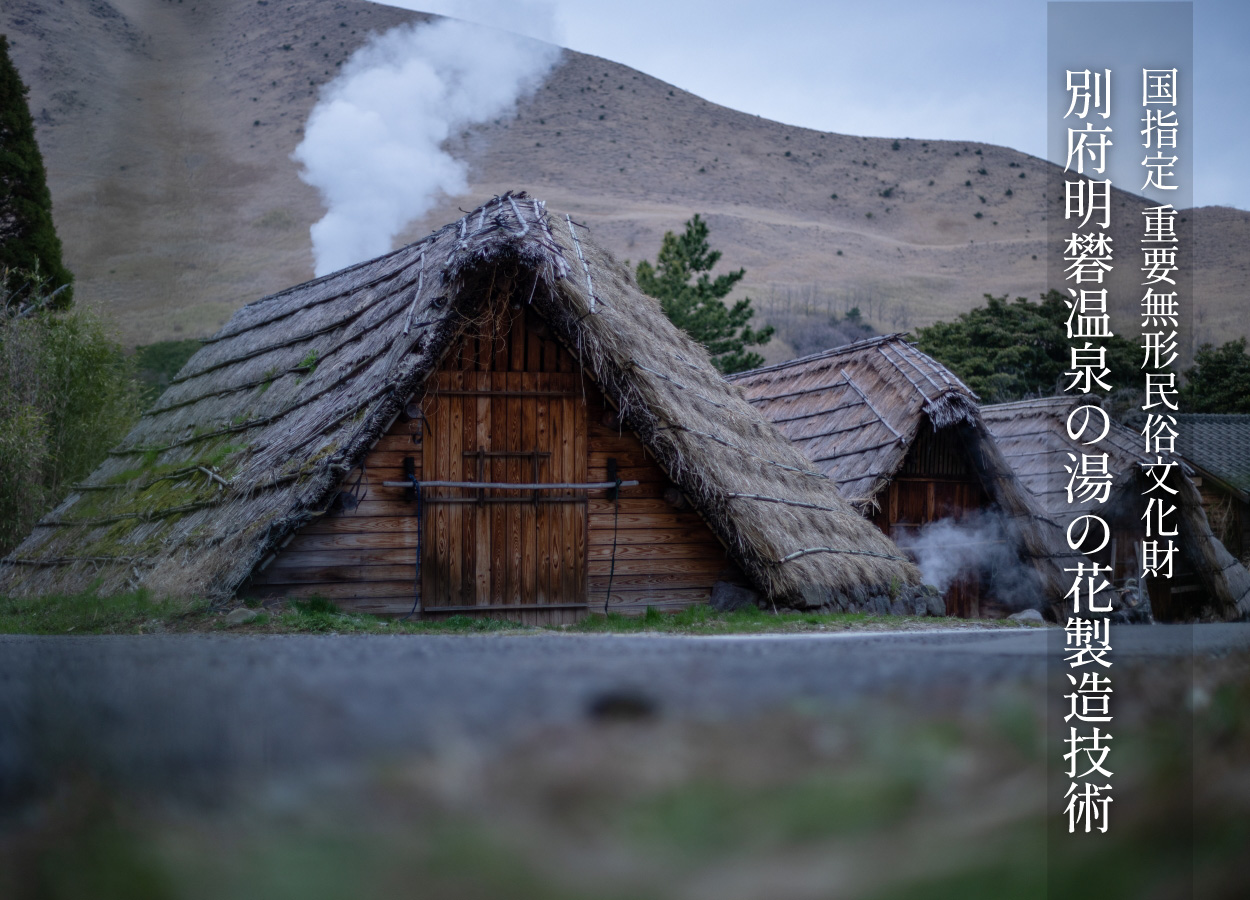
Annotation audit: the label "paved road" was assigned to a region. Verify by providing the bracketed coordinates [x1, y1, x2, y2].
[2, 625, 1246, 802]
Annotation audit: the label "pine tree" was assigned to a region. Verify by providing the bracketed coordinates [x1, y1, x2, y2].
[635, 215, 772, 374]
[0, 35, 73, 305]
[912, 291, 1147, 404]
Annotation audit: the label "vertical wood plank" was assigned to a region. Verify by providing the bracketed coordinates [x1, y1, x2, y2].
[521, 373, 538, 606]
[474, 371, 491, 606]
[535, 372, 550, 603]
[506, 370, 523, 606]
[493, 311, 510, 372]
[547, 385, 564, 604]
[490, 371, 507, 604]
[448, 370, 464, 606]
[560, 393, 576, 600]
[526, 310, 541, 375]
[510, 308, 526, 372]
[431, 384, 451, 607]
[573, 393, 588, 601]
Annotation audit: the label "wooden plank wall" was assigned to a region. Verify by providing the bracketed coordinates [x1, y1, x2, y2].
[585, 388, 748, 615]
[244, 305, 747, 621]
[243, 420, 424, 616]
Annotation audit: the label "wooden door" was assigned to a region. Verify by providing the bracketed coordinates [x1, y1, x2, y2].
[421, 370, 587, 612]
[884, 476, 996, 618]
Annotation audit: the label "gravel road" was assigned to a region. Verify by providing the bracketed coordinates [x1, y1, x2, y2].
[2, 625, 1246, 802]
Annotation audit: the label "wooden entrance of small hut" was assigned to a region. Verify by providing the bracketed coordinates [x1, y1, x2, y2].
[869, 424, 998, 617]
[418, 367, 588, 614]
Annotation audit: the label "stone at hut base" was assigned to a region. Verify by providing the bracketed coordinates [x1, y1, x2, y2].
[225, 607, 261, 626]
[710, 581, 761, 612]
[1008, 609, 1045, 624]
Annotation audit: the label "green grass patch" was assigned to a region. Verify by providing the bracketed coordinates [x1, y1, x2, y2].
[1, 589, 1046, 636]
[0, 588, 208, 635]
[564, 604, 1034, 635]
[246, 597, 531, 635]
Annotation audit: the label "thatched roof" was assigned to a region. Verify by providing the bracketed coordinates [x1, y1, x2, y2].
[728, 335, 984, 505]
[1175, 414, 1250, 503]
[1, 192, 919, 609]
[983, 396, 1250, 621]
[728, 335, 1080, 613]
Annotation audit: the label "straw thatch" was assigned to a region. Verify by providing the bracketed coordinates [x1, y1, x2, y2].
[729, 336, 1081, 616]
[1, 192, 922, 612]
[983, 396, 1250, 622]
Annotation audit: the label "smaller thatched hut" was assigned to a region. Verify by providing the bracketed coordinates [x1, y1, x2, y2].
[1, 193, 925, 622]
[729, 336, 1078, 619]
[983, 397, 1250, 622]
[1176, 414, 1250, 562]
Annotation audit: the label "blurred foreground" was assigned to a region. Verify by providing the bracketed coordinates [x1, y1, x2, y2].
[0, 631, 1246, 899]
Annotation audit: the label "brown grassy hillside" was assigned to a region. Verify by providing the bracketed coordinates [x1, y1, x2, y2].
[4, 0, 1245, 358]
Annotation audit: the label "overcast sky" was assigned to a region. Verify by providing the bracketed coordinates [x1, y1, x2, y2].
[380, 0, 1248, 210]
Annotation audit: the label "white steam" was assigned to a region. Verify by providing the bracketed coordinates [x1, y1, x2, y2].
[292, 16, 561, 276]
[893, 511, 1039, 611]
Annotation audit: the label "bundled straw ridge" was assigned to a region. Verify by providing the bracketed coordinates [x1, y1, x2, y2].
[1, 193, 919, 608]
[984, 395, 1250, 621]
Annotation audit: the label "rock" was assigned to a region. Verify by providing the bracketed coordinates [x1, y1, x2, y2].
[1008, 608, 1045, 624]
[224, 607, 261, 626]
[868, 595, 892, 616]
[710, 581, 761, 612]
[794, 584, 833, 610]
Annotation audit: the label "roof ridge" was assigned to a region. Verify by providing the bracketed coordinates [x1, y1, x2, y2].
[726, 333, 911, 380]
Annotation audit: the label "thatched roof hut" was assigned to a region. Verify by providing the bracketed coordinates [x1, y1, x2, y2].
[1176, 414, 1250, 562]
[728, 335, 1079, 619]
[1, 193, 923, 620]
[983, 396, 1250, 622]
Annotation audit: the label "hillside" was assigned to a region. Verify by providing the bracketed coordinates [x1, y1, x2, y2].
[4, 0, 1246, 360]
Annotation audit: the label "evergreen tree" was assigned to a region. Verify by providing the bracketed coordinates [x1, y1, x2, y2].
[913, 291, 1148, 404]
[1180, 338, 1250, 413]
[0, 35, 73, 305]
[635, 214, 772, 374]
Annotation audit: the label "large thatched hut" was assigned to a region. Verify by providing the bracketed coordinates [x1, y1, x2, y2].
[728, 336, 1078, 619]
[1175, 414, 1250, 562]
[983, 396, 1250, 622]
[0, 193, 924, 623]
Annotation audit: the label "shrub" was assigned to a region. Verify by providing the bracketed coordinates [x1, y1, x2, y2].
[1, 267, 142, 552]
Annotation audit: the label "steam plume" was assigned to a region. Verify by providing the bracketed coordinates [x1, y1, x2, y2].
[894, 511, 1041, 612]
[292, 16, 560, 276]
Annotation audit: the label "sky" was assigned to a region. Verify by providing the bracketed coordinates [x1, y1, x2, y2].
[378, 0, 1248, 211]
